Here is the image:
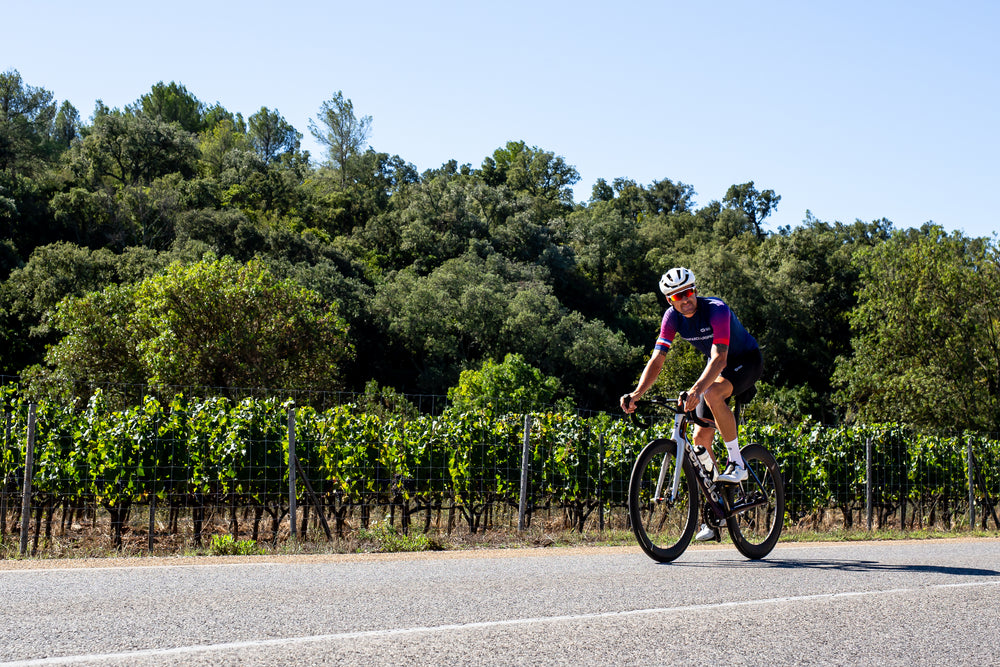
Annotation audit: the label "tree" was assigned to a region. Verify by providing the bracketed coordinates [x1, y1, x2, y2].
[723, 181, 781, 238]
[0, 167, 60, 259]
[2, 242, 168, 372]
[590, 178, 614, 203]
[373, 253, 513, 391]
[646, 177, 696, 215]
[309, 91, 372, 186]
[382, 175, 491, 272]
[549, 310, 644, 407]
[52, 101, 80, 150]
[373, 249, 642, 405]
[833, 226, 1000, 431]
[32, 256, 354, 394]
[49, 187, 119, 247]
[202, 103, 243, 132]
[135, 81, 206, 133]
[73, 111, 198, 186]
[447, 353, 564, 412]
[248, 107, 302, 165]
[564, 202, 646, 298]
[478, 140, 579, 218]
[198, 118, 253, 178]
[588, 176, 694, 220]
[29, 281, 146, 391]
[0, 69, 57, 176]
[752, 216, 891, 396]
[3, 242, 122, 326]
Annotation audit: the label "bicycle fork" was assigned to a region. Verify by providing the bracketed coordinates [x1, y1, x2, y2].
[652, 414, 687, 503]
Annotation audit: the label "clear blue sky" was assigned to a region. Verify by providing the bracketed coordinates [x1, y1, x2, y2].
[5, 0, 998, 238]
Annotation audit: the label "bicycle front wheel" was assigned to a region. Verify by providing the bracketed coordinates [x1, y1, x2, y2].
[628, 438, 699, 562]
[725, 443, 784, 559]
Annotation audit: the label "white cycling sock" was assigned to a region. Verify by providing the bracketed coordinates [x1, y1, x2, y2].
[724, 438, 744, 467]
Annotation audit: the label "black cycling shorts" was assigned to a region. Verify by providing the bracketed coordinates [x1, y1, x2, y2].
[695, 348, 763, 424]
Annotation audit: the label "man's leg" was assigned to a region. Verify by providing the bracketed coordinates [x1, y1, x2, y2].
[691, 424, 719, 467]
[693, 378, 733, 457]
[704, 379, 747, 481]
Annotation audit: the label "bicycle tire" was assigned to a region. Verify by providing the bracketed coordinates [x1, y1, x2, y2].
[725, 443, 784, 560]
[628, 438, 699, 562]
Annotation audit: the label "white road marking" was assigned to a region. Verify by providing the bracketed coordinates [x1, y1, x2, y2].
[4, 580, 998, 666]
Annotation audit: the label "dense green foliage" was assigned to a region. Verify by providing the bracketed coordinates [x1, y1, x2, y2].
[25, 255, 352, 395]
[1, 69, 998, 427]
[833, 228, 1000, 431]
[447, 353, 566, 413]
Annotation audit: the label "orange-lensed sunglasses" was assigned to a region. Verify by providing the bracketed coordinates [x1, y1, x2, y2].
[668, 287, 696, 302]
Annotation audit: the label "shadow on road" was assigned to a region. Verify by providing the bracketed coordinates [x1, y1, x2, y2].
[674, 558, 1000, 578]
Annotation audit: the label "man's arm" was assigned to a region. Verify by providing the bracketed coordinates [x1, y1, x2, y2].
[621, 349, 667, 413]
[684, 343, 728, 411]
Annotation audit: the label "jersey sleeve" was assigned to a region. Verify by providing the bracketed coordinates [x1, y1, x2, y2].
[655, 309, 678, 353]
[709, 301, 731, 346]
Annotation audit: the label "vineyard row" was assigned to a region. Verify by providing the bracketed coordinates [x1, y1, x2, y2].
[2, 389, 999, 555]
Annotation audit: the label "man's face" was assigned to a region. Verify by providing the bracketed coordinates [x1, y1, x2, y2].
[668, 287, 698, 318]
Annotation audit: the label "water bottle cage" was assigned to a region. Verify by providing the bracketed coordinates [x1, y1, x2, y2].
[686, 444, 723, 506]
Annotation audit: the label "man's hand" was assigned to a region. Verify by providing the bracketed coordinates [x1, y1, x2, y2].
[683, 389, 702, 412]
[620, 393, 637, 414]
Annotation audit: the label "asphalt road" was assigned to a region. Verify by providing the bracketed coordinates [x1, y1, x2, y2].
[1, 539, 998, 666]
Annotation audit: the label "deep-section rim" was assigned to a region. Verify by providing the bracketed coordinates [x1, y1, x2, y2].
[628, 438, 699, 562]
[725, 442, 784, 560]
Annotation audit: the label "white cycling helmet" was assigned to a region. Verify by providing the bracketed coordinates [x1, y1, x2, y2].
[659, 267, 696, 296]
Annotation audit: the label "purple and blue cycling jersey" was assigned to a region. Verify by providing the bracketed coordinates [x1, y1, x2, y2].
[655, 297, 758, 358]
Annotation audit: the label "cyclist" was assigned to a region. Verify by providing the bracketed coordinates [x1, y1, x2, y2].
[620, 267, 763, 541]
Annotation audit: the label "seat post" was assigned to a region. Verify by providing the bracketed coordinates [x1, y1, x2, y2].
[733, 384, 757, 426]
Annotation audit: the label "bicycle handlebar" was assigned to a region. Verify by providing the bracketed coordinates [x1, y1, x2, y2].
[623, 393, 714, 428]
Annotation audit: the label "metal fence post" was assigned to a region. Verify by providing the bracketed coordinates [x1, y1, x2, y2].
[2, 409, 10, 538]
[288, 407, 297, 540]
[19, 404, 36, 557]
[148, 496, 156, 554]
[898, 433, 906, 530]
[967, 433, 975, 530]
[517, 414, 531, 531]
[598, 433, 605, 532]
[866, 436, 873, 531]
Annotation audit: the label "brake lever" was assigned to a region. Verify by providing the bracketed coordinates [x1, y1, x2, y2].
[678, 391, 713, 428]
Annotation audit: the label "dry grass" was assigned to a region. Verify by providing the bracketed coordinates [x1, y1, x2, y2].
[2, 502, 996, 562]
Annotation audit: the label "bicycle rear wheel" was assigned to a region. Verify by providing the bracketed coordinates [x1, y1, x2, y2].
[725, 443, 784, 559]
[628, 438, 698, 562]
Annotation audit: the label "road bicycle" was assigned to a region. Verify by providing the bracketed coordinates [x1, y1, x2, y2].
[626, 391, 784, 562]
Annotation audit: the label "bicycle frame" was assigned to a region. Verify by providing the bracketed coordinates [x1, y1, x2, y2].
[656, 413, 729, 519]
[655, 409, 769, 521]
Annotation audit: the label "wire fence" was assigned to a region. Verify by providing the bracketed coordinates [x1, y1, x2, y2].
[2, 382, 998, 556]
